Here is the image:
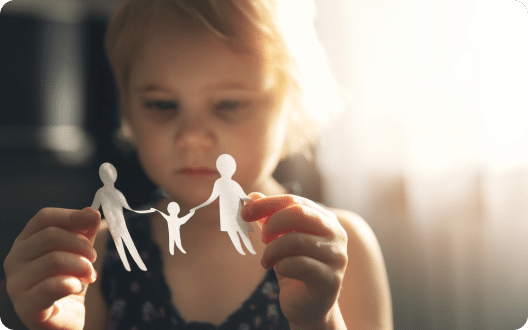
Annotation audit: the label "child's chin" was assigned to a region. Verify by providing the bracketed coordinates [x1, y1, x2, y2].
[166, 189, 216, 207]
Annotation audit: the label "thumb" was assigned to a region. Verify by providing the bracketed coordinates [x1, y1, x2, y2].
[248, 192, 266, 201]
[72, 207, 101, 245]
[242, 192, 267, 229]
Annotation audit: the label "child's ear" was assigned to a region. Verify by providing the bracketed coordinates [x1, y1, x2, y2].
[115, 120, 136, 152]
[120, 119, 135, 142]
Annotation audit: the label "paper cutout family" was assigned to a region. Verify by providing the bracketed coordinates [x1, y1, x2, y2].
[91, 154, 254, 271]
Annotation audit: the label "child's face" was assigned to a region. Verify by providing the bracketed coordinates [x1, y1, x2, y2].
[124, 17, 288, 207]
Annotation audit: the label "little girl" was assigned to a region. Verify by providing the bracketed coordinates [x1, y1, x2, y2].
[2, 0, 393, 329]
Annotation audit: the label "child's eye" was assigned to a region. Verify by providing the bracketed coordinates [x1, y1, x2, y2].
[145, 100, 179, 111]
[215, 100, 247, 111]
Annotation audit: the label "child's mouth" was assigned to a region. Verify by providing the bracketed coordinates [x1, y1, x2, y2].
[178, 167, 219, 178]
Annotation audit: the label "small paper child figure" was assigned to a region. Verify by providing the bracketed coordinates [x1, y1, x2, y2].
[154, 202, 195, 254]
[191, 154, 255, 255]
[91, 163, 154, 271]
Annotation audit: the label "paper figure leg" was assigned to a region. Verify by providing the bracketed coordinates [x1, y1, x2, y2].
[168, 230, 174, 255]
[113, 237, 131, 272]
[121, 233, 147, 271]
[170, 238, 186, 254]
[168, 229, 186, 255]
[174, 230, 186, 254]
[239, 231, 256, 255]
[227, 231, 246, 255]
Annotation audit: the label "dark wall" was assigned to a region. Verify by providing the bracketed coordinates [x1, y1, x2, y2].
[0, 13, 156, 280]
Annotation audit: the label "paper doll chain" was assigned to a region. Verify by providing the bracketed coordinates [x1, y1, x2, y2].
[90, 154, 255, 272]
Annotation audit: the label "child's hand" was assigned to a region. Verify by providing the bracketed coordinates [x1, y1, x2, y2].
[242, 193, 348, 330]
[3, 207, 100, 330]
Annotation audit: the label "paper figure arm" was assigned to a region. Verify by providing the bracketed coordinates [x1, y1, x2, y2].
[233, 182, 251, 202]
[153, 209, 169, 220]
[133, 208, 157, 214]
[191, 182, 220, 212]
[155, 209, 194, 225]
[90, 189, 102, 211]
[116, 190, 133, 211]
[114, 190, 154, 214]
[241, 196, 251, 203]
[180, 209, 195, 224]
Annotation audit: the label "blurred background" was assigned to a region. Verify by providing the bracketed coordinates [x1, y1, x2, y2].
[1, 0, 527, 329]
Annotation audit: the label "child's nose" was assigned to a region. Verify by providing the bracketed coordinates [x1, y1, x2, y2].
[175, 114, 215, 149]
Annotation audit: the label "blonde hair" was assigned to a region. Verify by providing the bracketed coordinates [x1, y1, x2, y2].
[105, 0, 343, 157]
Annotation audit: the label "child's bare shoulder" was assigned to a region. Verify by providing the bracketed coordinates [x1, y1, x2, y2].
[328, 208, 381, 251]
[326, 207, 393, 329]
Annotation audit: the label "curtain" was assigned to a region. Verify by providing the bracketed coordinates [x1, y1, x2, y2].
[314, 0, 528, 329]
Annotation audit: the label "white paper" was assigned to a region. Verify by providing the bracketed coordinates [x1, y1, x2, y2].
[91, 163, 154, 271]
[155, 202, 194, 254]
[191, 154, 255, 255]
[91, 154, 255, 271]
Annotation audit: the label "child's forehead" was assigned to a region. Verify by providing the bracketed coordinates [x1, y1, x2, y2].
[129, 17, 276, 93]
[140, 3, 261, 53]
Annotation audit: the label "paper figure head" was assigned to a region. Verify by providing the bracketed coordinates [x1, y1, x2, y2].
[167, 201, 180, 215]
[99, 163, 117, 185]
[217, 154, 236, 178]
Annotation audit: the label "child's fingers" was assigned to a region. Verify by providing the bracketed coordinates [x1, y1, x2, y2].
[247, 192, 266, 201]
[17, 226, 97, 265]
[17, 208, 101, 245]
[242, 194, 334, 223]
[274, 256, 341, 307]
[76, 207, 102, 244]
[242, 193, 294, 222]
[259, 204, 342, 244]
[31, 251, 96, 285]
[244, 192, 267, 229]
[10, 252, 96, 295]
[261, 232, 348, 271]
[15, 275, 84, 324]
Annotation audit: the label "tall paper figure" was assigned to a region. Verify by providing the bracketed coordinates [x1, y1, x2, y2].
[91, 163, 154, 271]
[191, 154, 255, 255]
[155, 202, 195, 254]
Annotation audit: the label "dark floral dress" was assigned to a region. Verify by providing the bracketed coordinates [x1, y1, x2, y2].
[101, 197, 290, 330]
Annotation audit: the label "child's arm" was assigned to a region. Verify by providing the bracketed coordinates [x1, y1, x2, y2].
[3, 208, 100, 330]
[242, 193, 393, 330]
[330, 209, 393, 329]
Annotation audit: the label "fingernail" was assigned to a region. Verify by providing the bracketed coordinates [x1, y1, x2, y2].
[81, 257, 97, 283]
[86, 261, 97, 283]
[86, 210, 100, 221]
[91, 248, 97, 263]
[91, 268, 98, 283]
